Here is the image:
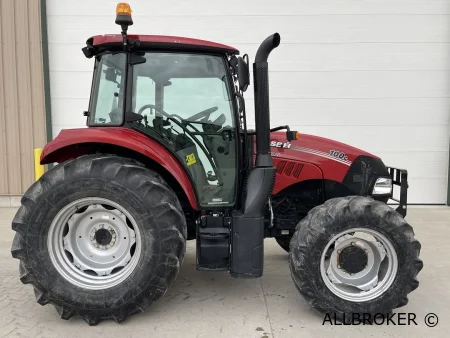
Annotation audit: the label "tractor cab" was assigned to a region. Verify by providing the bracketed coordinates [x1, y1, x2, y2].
[87, 49, 239, 207]
[81, 3, 295, 212]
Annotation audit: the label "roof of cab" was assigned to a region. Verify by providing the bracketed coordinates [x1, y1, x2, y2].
[89, 34, 239, 54]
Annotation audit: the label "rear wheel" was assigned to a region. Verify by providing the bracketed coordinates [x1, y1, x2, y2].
[289, 196, 423, 322]
[11, 154, 187, 325]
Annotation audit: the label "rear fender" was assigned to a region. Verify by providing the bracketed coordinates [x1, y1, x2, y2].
[41, 127, 198, 209]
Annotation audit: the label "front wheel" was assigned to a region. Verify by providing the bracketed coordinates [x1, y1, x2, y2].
[11, 154, 187, 325]
[289, 196, 423, 322]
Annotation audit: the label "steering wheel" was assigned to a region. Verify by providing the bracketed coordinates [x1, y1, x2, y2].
[137, 104, 171, 117]
[137, 104, 218, 123]
[186, 106, 218, 122]
[135, 104, 222, 182]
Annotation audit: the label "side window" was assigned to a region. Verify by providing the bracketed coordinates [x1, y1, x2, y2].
[164, 78, 234, 127]
[89, 53, 126, 125]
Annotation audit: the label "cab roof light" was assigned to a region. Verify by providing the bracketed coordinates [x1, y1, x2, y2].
[116, 2, 132, 16]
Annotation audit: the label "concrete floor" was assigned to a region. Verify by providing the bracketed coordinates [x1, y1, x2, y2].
[0, 206, 449, 338]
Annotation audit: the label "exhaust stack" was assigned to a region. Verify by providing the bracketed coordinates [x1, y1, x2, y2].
[253, 33, 280, 167]
[231, 33, 281, 279]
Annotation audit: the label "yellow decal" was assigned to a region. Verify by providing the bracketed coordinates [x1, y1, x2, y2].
[186, 153, 197, 166]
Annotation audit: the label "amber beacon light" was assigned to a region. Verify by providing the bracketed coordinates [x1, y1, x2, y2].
[116, 2, 133, 28]
[116, 2, 132, 16]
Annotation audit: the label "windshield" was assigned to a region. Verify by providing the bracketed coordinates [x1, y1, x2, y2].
[88, 53, 126, 125]
[131, 52, 237, 207]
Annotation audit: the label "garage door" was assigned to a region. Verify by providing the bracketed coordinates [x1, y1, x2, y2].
[46, 0, 450, 204]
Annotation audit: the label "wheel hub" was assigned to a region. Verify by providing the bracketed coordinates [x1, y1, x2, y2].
[320, 228, 398, 302]
[47, 198, 141, 290]
[338, 244, 368, 274]
[91, 226, 116, 249]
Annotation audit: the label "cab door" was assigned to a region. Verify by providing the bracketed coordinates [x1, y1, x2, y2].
[130, 52, 239, 207]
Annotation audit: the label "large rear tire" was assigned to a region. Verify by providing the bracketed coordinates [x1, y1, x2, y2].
[289, 196, 423, 322]
[11, 154, 187, 325]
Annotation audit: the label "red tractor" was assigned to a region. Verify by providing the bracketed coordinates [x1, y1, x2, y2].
[11, 3, 422, 325]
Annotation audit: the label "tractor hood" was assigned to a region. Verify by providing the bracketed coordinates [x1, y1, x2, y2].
[270, 131, 387, 185]
[271, 131, 379, 164]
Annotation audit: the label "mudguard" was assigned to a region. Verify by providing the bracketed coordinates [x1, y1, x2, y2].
[40, 127, 198, 209]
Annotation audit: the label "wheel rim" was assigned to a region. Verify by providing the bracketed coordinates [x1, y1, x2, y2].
[320, 227, 398, 302]
[47, 197, 142, 290]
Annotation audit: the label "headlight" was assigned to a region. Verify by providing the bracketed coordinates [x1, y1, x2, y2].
[372, 177, 392, 195]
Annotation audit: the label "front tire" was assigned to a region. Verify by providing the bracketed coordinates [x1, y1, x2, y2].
[289, 196, 423, 322]
[11, 154, 187, 325]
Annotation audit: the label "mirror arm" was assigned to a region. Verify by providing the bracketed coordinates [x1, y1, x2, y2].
[269, 125, 290, 133]
[246, 125, 299, 141]
[246, 126, 289, 135]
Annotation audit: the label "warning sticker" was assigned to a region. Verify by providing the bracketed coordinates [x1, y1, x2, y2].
[186, 153, 197, 166]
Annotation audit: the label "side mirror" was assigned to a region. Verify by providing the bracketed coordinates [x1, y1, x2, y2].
[237, 55, 250, 92]
[104, 68, 118, 83]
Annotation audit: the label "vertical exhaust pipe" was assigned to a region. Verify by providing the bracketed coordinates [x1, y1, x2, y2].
[253, 33, 280, 167]
[230, 33, 281, 279]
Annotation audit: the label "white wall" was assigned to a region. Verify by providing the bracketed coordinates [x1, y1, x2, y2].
[47, 0, 450, 203]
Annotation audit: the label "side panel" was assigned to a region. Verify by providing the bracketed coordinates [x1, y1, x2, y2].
[272, 157, 323, 194]
[41, 127, 198, 209]
[270, 132, 378, 183]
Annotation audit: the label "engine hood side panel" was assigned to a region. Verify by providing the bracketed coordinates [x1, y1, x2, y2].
[270, 132, 380, 183]
[272, 159, 323, 194]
